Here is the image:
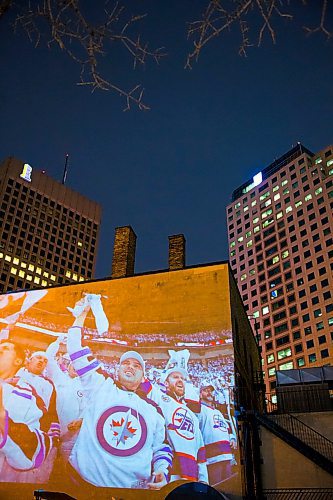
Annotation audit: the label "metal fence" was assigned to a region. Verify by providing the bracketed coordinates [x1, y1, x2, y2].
[262, 488, 333, 500]
[265, 385, 333, 414]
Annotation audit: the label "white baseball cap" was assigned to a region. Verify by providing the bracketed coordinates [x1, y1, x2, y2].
[119, 351, 145, 373]
[160, 367, 188, 384]
[30, 351, 48, 360]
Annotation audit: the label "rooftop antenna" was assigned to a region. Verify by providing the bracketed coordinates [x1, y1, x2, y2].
[62, 153, 69, 185]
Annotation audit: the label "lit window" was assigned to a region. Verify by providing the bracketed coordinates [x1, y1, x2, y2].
[277, 347, 292, 360]
[237, 236, 244, 243]
[230, 250, 236, 257]
[272, 255, 280, 264]
[247, 239, 253, 248]
[283, 188, 290, 195]
[5, 255, 11, 262]
[315, 157, 322, 164]
[274, 193, 280, 201]
[50, 275, 56, 281]
[253, 310, 259, 318]
[65, 271, 71, 278]
[329, 168, 333, 175]
[295, 200, 302, 208]
[78, 241, 83, 247]
[315, 187, 323, 196]
[72, 274, 78, 281]
[41, 280, 48, 287]
[18, 270, 25, 278]
[281, 250, 289, 259]
[10, 267, 17, 275]
[21, 262, 27, 268]
[251, 200, 257, 207]
[13, 257, 19, 265]
[240, 273, 247, 281]
[79, 276, 85, 282]
[43, 271, 49, 278]
[327, 159, 333, 167]
[253, 217, 259, 224]
[262, 218, 274, 228]
[0, 252, 3, 259]
[281, 180, 288, 186]
[276, 211, 283, 219]
[230, 241, 235, 248]
[26, 275, 32, 281]
[273, 185, 279, 192]
[262, 306, 269, 315]
[28, 264, 35, 271]
[36, 267, 42, 275]
[234, 202, 241, 209]
[259, 191, 270, 201]
[305, 194, 312, 202]
[268, 367, 276, 377]
[249, 269, 255, 276]
[245, 230, 252, 238]
[244, 205, 249, 212]
[254, 225, 260, 233]
[262, 208, 273, 219]
[279, 361, 294, 370]
[34, 277, 40, 284]
[267, 353, 275, 364]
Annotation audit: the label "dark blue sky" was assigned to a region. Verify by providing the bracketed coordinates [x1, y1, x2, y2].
[1, 1, 332, 278]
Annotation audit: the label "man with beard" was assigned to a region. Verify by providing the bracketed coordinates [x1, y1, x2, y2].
[145, 367, 208, 484]
[0, 340, 53, 480]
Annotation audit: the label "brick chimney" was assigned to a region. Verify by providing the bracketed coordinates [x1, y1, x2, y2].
[111, 226, 137, 278]
[168, 234, 186, 270]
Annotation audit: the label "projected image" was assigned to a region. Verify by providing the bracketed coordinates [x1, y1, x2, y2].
[0, 279, 238, 492]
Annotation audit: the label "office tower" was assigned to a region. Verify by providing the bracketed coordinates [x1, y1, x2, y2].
[226, 143, 333, 393]
[0, 156, 101, 292]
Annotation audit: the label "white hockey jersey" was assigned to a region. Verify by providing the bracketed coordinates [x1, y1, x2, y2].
[0, 379, 52, 478]
[198, 403, 233, 464]
[144, 382, 208, 483]
[67, 326, 173, 488]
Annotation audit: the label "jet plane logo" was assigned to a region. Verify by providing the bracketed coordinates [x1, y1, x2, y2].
[97, 405, 147, 457]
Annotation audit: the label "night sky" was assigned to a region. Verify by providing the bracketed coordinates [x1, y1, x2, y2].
[1, 1, 332, 278]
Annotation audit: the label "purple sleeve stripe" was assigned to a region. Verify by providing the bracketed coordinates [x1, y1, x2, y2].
[160, 446, 172, 454]
[153, 456, 173, 467]
[205, 440, 232, 459]
[76, 359, 100, 376]
[33, 430, 46, 469]
[70, 348, 91, 361]
[49, 423, 60, 429]
[0, 410, 9, 448]
[11, 390, 32, 400]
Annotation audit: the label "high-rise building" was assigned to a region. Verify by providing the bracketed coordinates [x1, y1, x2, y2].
[226, 143, 333, 393]
[0, 156, 101, 292]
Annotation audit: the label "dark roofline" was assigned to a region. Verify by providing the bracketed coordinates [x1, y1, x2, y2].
[231, 143, 315, 202]
[2, 260, 231, 296]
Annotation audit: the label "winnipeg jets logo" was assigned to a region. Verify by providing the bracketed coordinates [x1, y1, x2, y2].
[213, 414, 228, 431]
[169, 407, 194, 440]
[97, 406, 147, 456]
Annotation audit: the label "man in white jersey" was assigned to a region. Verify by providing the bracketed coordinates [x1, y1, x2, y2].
[144, 367, 208, 484]
[66, 300, 173, 490]
[199, 384, 236, 485]
[0, 340, 52, 480]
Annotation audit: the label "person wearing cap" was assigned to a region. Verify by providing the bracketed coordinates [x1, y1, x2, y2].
[143, 366, 208, 484]
[0, 340, 53, 480]
[65, 298, 173, 490]
[198, 384, 237, 485]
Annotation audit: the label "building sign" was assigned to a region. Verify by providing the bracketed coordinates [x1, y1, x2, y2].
[20, 163, 32, 182]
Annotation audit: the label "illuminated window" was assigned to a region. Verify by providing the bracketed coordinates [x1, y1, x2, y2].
[5, 255, 11, 262]
[18, 270, 25, 278]
[277, 347, 292, 360]
[28, 264, 35, 271]
[282, 250, 289, 259]
[79, 276, 85, 282]
[249, 269, 255, 276]
[272, 255, 280, 264]
[247, 239, 253, 248]
[262, 199, 271, 208]
[240, 273, 247, 281]
[305, 194, 312, 201]
[295, 200, 302, 208]
[286, 206, 292, 214]
[65, 271, 71, 278]
[26, 275, 32, 281]
[273, 185, 279, 192]
[253, 217, 259, 224]
[262, 306, 269, 315]
[262, 218, 274, 228]
[267, 353, 275, 364]
[283, 188, 290, 195]
[327, 159, 333, 167]
[245, 230, 252, 238]
[244, 205, 249, 212]
[230, 241, 235, 248]
[253, 310, 259, 318]
[274, 193, 280, 201]
[279, 361, 293, 370]
[13, 257, 19, 265]
[254, 225, 260, 233]
[230, 250, 236, 257]
[315, 187, 323, 196]
[21, 262, 27, 268]
[237, 236, 244, 243]
[281, 180, 288, 187]
[268, 367, 276, 377]
[0, 252, 3, 259]
[251, 200, 257, 207]
[36, 267, 42, 275]
[315, 157, 322, 164]
[50, 275, 56, 281]
[276, 211, 283, 219]
[262, 208, 273, 219]
[10, 267, 17, 275]
[41, 280, 48, 287]
[34, 277, 40, 284]
[259, 191, 270, 201]
[78, 241, 83, 247]
[73, 274, 78, 281]
[234, 202, 241, 209]
[43, 271, 49, 278]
